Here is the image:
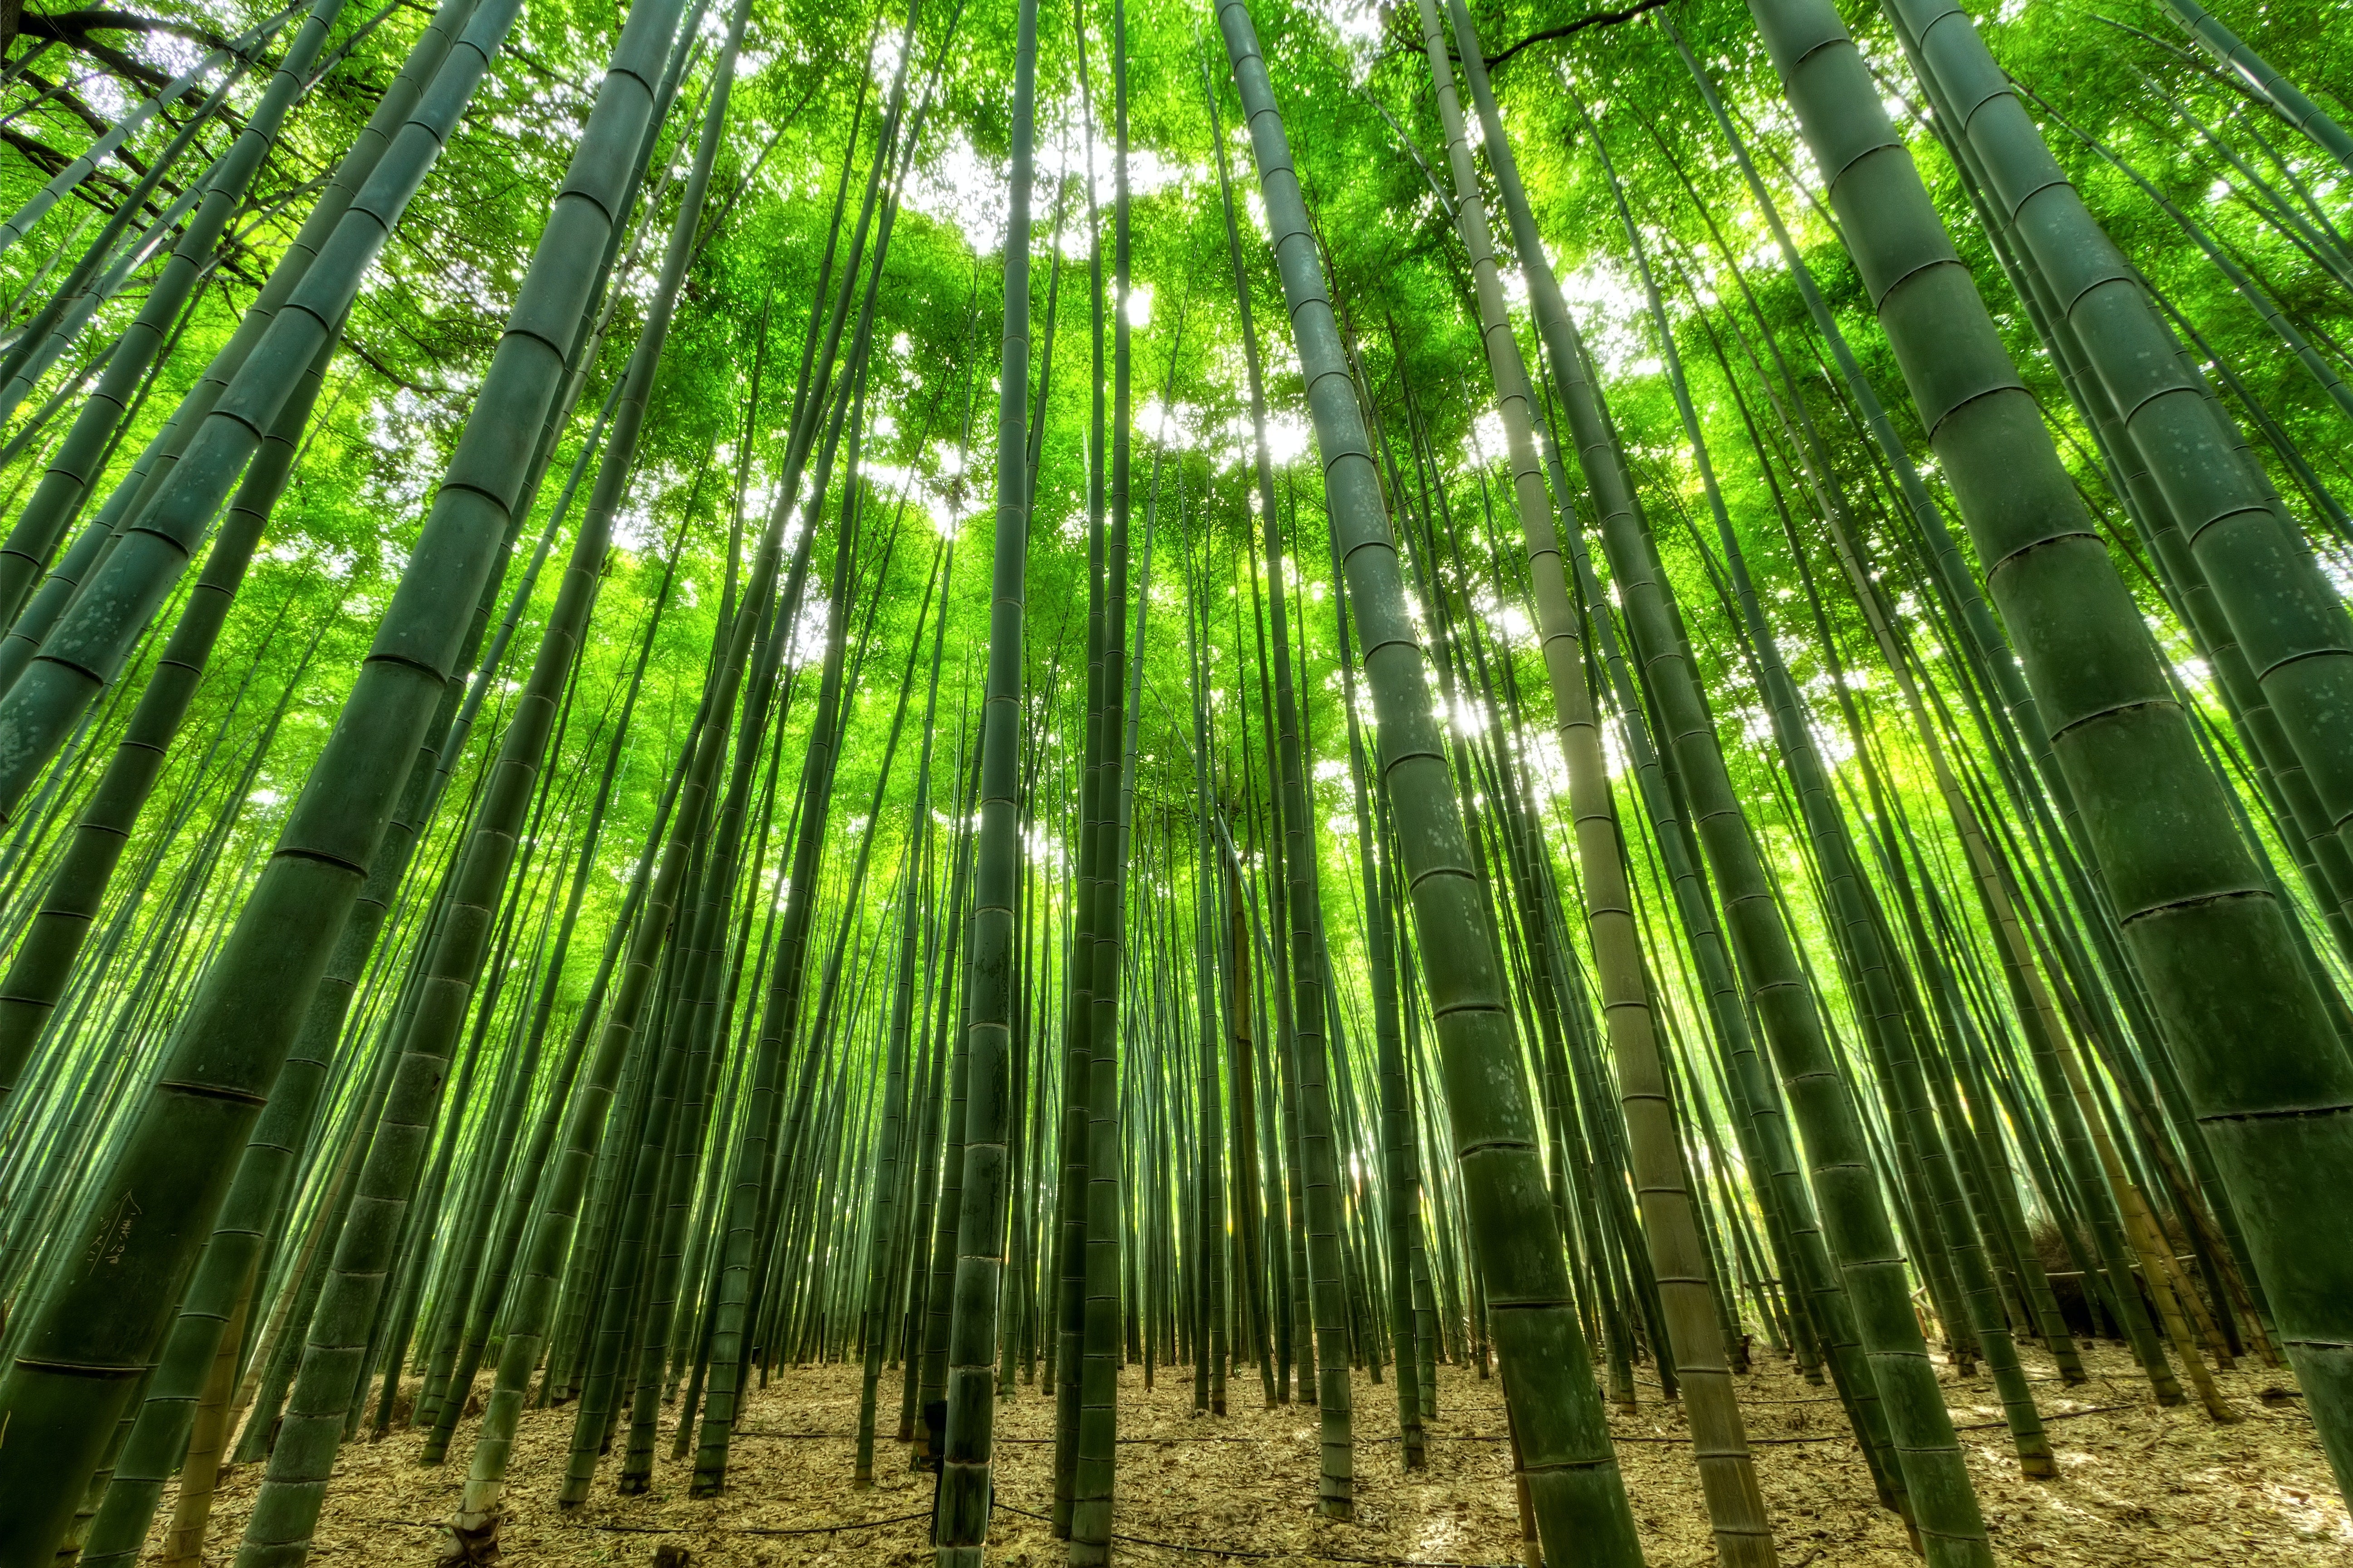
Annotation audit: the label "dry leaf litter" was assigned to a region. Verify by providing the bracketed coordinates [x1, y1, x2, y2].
[156, 1343, 2350, 1567]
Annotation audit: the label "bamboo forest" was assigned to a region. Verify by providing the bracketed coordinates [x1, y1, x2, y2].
[5, 0, 2353, 1557]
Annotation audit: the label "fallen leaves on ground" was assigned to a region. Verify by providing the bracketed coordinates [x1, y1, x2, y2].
[159, 1341, 2351, 1566]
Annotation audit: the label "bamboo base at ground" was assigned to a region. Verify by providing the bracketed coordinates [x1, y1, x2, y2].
[152, 1347, 2345, 1567]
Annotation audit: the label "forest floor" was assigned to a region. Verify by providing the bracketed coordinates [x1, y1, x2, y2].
[167, 1343, 2349, 1567]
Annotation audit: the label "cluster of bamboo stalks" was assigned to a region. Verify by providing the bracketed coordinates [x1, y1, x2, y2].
[0, 0, 2347, 1565]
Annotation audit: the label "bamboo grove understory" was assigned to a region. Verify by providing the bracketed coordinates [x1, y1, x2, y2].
[0, 0, 2346, 1559]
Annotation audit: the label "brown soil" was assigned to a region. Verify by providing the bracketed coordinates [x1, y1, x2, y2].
[165, 1343, 2349, 1567]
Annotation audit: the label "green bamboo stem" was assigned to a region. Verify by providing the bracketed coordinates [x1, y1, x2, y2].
[0, 328, 333, 1098]
[2155, 0, 2353, 175]
[1424, 7, 1773, 1558]
[1746, 0, 2353, 1495]
[1212, 3, 1642, 1558]
[933, 0, 1033, 1551]
[0, 0, 350, 630]
[0, 0, 524, 821]
[0, 14, 277, 265]
[0, 0, 555, 1544]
